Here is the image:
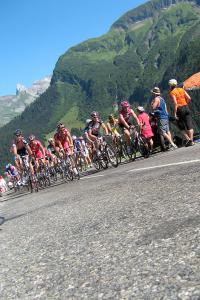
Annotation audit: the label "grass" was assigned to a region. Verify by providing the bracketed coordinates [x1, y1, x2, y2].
[45, 105, 84, 144]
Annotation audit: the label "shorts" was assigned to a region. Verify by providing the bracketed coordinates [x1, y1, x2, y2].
[176, 105, 193, 131]
[34, 151, 44, 159]
[158, 119, 169, 135]
[17, 148, 28, 157]
[118, 123, 131, 134]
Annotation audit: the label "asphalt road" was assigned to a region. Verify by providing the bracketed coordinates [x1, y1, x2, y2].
[1, 145, 200, 299]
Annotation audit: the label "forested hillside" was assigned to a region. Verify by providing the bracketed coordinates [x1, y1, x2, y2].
[0, 0, 200, 166]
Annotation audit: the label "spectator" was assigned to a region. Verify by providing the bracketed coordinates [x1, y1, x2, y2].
[168, 79, 194, 146]
[151, 87, 177, 150]
[136, 106, 154, 151]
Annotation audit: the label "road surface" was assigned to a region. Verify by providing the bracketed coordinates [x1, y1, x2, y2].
[1, 145, 200, 299]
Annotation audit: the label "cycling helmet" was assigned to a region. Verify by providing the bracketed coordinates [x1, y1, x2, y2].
[57, 122, 65, 130]
[29, 134, 35, 141]
[5, 163, 12, 170]
[91, 111, 99, 117]
[86, 119, 92, 125]
[109, 114, 114, 118]
[121, 101, 130, 108]
[14, 129, 22, 136]
[72, 135, 77, 140]
[137, 106, 145, 112]
[48, 138, 54, 143]
[168, 79, 178, 87]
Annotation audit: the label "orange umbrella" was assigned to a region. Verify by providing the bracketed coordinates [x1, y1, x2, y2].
[184, 72, 200, 90]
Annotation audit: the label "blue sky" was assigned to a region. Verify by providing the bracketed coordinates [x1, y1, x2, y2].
[0, 0, 147, 96]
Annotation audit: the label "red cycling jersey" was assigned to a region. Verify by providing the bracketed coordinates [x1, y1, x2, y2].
[54, 128, 70, 151]
[119, 108, 132, 123]
[29, 140, 44, 159]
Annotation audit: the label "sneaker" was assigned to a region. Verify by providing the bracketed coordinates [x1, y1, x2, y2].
[169, 144, 176, 151]
[172, 143, 178, 150]
[185, 140, 194, 147]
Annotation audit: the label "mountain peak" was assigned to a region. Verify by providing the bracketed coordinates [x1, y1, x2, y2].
[111, 0, 200, 30]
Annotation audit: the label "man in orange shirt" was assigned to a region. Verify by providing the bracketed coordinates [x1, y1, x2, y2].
[169, 79, 194, 147]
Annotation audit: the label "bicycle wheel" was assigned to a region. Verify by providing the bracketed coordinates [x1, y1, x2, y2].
[138, 137, 150, 158]
[99, 152, 108, 169]
[124, 143, 136, 161]
[119, 143, 130, 163]
[74, 168, 80, 180]
[92, 155, 101, 170]
[105, 144, 118, 167]
[30, 175, 39, 192]
[50, 166, 58, 182]
[64, 164, 74, 181]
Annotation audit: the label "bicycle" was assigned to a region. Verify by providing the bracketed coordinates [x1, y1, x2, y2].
[21, 156, 39, 192]
[130, 126, 151, 158]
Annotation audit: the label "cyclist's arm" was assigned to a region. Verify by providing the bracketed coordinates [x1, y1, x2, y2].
[25, 144, 33, 156]
[67, 133, 73, 148]
[106, 122, 112, 134]
[88, 128, 98, 141]
[130, 109, 140, 125]
[118, 114, 130, 130]
[55, 137, 63, 150]
[11, 144, 18, 156]
[85, 132, 94, 145]
[101, 122, 108, 135]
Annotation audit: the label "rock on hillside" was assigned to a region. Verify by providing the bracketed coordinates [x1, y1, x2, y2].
[0, 76, 51, 126]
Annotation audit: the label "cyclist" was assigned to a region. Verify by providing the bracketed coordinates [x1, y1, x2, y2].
[46, 138, 58, 166]
[107, 114, 120, 138]
[118, 101, 140, 153]
[87, 111, 108, 157]
[79, 136, 92, 168]
[5, 163, 21, 187]
[28, 134, 46, 170]
[168, 79, 194, 146]
[54, 123, 73, 157]
[54, 123, 78, 175]
[136, 106, 154, 152]
[88, 112, 108, 140]
[10, 129, 32, 177]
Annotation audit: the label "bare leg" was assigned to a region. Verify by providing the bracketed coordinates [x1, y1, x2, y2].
[187, 129, 194, 141]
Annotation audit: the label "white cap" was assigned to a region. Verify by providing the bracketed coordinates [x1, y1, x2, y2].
[137, 106, 145, 112]
[168, 79, 178, 87]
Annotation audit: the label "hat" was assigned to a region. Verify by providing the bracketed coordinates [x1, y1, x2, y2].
[168, 79, 178, 87]
[151, 87, 161, 95]
[137, 106, 145, 112]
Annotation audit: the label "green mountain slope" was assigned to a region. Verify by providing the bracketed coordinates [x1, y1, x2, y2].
[0, 0, 200, 166]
